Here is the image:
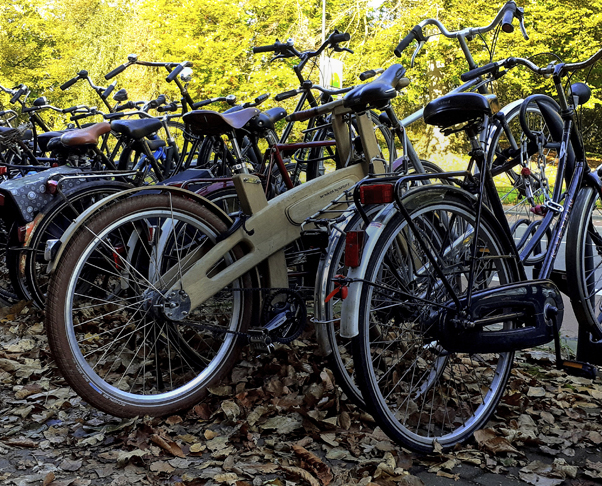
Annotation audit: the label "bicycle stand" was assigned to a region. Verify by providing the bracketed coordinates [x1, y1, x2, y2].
[554, 325, 600, 379]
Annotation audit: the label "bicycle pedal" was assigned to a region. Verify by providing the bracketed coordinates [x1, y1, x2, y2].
[560, 360, 598, 379]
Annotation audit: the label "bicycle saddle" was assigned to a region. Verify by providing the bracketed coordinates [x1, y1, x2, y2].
[111, 118, 163, 140]
[183, 108, 260, 136]
[246, 107, 287, 132]
[343, 64, 408, 110]
[38, 131, 67, 151]
[59, 122, 112, 147]
[0, 126, 33, 141]
[424, 93, 491, 130]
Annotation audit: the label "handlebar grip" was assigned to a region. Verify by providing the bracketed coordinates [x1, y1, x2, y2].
[71, 113, 92, 122]
[191, 99, 215, 109]
[253, 44, 277, 53]
[63, 105, 79, 113]
[275, 90, 299, 102]
[460, 62, 500, 82]
[157, 102, 178, 113]
[105, 64, 127, 80]
[116, 101, 135, 112]
[60, 76, 79, 91]
[359, 70, 377, 81]
[102, 83, 116, 99]
[255, 93, 269, 104]
[10, 87, 25, 104]
[501, 2, 517, 33]
[330, 32, 350, 44]
[394, 25, 425, 58]
[166, 64, 184, 82]
[156, 94, 166, 105]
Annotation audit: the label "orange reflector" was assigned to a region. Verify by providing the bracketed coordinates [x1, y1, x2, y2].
[360, 184, 394, 204]
[345, 231, 364, 268]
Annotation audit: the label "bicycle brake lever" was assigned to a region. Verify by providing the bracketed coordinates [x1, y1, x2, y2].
[269, 54, 287, 62]
[410, 41, 426, 68]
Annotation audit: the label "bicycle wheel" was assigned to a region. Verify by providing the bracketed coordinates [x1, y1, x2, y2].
[566, 186, 602, 340]
[45, 194, 252, 417]
[353, 187, 519, 453]
[320, 160, 447, 409]
[15, 184, 130, 308]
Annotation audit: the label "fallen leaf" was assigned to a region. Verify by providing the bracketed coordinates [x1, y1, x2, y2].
[292, 445, 333, 486]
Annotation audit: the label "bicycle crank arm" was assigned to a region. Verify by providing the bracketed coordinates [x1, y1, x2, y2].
[439, 279, 564, 354]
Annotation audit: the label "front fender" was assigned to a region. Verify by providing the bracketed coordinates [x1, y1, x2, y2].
[48, 186, 233, 274]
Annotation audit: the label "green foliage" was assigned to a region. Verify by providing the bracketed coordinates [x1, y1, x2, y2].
[1, 0, 602, 151]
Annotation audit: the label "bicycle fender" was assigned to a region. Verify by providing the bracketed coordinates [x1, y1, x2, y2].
[47, 186, 233, 274]
[314, 209, 357, 356]
[20, 180, 133, 249]
[340, 202, 399, 339]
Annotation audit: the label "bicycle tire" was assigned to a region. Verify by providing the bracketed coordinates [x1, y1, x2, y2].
[352, 187, 519, 453]
[566, 186, 602, 340]
[45, 194, 252, 417]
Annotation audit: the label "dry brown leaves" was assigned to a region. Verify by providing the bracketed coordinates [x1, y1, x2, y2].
[0, 300, 600, 485]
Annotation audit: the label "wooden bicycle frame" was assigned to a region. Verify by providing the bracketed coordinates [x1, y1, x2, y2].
[162, 107, 386, 313]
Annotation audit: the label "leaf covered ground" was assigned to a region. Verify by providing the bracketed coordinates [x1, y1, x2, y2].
[0, 301, 600, 486]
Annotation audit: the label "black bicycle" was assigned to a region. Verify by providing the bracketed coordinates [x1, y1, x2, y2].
[343, 47, 602, 453]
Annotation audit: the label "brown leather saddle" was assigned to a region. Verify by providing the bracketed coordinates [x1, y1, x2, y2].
[183, 108, 260, 136]
[60, 122, 112, 147]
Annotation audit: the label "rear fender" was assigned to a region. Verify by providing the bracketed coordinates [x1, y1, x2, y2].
[47, 186, 233, 274]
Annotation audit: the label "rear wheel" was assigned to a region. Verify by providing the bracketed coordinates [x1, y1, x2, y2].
[353, 189, 519, 452]
[45, 194, 252, 417]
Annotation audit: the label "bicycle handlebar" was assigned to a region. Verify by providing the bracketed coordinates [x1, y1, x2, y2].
[394, 1, 528, 58]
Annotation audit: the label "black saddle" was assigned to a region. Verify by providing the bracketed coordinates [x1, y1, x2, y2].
[111, 118, 163, 140]
[0, 126, 33, 141]
[424, 93, 491, 130]
[183, 108, 260, 136]
[246, 107, 287, 132]
[344, 64, 408, 110]
[38, 131, 66, 151]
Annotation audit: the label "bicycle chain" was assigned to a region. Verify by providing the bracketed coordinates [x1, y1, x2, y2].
[172, 287, 308, 341]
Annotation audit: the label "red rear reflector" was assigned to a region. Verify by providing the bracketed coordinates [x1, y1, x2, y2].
[47, 180, 59, 194]
[17, 225, 27, 243]
[0, 194, 4, 206]
[0, 166, 7, 175]
[112, 243, 125, 269]
[345, 231, 364, 268]
[360, 184, 394, 204]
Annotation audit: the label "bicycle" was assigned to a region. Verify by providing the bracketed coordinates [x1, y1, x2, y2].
[339, 48, 602, 453]
[314, 0, 536, 410]
[43, 64, 408, 417]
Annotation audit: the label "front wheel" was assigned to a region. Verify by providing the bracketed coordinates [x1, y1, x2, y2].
[352, 188, 519, 453]
[45, 194, 252, 417]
